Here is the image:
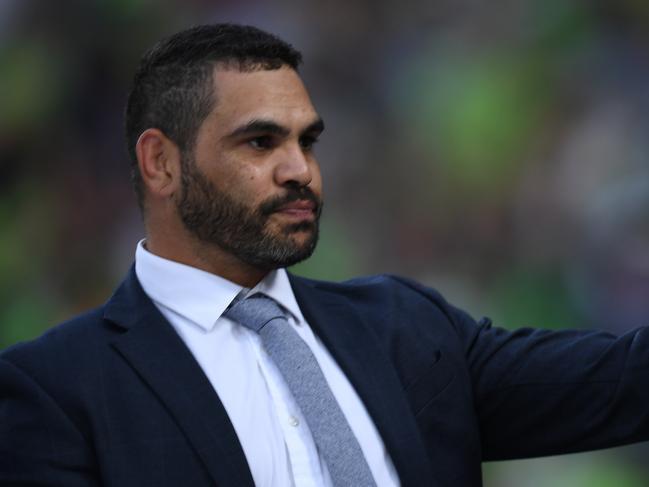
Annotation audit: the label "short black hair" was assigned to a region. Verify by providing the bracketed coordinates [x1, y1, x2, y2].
[125, 24, 303, 210]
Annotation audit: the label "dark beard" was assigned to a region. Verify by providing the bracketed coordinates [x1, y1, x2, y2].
[176, 157, 321, 270]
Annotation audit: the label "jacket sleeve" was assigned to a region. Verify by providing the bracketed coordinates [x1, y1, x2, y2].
[390, 275, 649, 461]
[457, 310, 649, 460]
[0, 357, 101, 486]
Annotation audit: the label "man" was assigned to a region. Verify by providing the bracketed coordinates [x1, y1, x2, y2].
[1, 23, 649, 487]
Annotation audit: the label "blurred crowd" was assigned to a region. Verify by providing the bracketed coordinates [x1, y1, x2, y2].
[1, 0, 648, 485]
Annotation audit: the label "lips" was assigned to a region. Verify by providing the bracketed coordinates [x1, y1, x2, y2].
[274, 199, 317, 218]
[260, 188, 321, 222]
[277, 199, 316, 211]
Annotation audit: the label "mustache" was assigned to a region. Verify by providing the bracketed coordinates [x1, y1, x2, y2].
[259, 187, 322, 216]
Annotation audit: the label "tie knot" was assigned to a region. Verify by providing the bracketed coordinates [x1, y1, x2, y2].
[224, 294, 287, 333]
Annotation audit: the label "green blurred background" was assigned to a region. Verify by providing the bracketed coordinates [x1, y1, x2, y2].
[2, 0, 649, 484]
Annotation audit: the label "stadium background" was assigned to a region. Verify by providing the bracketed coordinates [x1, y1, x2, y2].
[1, 0, 649, 484]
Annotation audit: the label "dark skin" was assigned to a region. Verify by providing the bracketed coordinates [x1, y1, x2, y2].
[135, 66, 324, 287]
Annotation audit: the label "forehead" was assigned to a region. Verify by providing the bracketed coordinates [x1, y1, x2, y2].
[207, 65, 318, 130]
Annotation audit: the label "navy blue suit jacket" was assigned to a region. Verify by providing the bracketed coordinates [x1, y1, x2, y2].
[2, 268, 649, 486]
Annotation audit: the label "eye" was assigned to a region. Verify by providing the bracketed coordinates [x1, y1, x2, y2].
[299, 135, 319, 151]
[248, 136, 275, 150]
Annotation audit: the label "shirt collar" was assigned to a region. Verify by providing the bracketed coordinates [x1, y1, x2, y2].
[249, 267, 304, 325]
[134, 240, 304, 331]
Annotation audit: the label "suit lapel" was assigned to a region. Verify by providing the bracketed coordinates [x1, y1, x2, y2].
[104, 268, 254, 487]
[289, 274, 438, 487]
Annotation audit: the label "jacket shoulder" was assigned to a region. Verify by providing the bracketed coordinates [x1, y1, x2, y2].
[289, 272, 488, 345]
[291, 272, 452, 311]
[1, 305, 113, 371]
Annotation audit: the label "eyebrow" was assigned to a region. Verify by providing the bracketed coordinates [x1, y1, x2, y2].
[303, 118, 325, 136]
[226, 117, 325, 140]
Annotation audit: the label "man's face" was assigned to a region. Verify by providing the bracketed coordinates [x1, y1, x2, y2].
[175, 65, 324, 270]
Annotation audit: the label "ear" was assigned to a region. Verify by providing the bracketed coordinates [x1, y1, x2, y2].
[135, 128, 182, 201]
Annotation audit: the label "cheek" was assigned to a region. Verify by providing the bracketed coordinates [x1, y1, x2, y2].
[240, 167, 269, 192]
[230, 169, 271, 205]
[217, 157, 265, 189]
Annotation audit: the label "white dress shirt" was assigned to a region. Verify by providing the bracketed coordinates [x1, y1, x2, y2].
[135, 241, 399, 487]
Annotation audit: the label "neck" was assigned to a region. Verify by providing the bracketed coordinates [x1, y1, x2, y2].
[144, 227, 268, 288]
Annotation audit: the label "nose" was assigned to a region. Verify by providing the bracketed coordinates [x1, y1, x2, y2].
[273, 144, 313, 188]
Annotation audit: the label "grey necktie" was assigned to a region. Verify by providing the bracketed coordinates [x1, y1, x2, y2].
[224, 293, 377, 487]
